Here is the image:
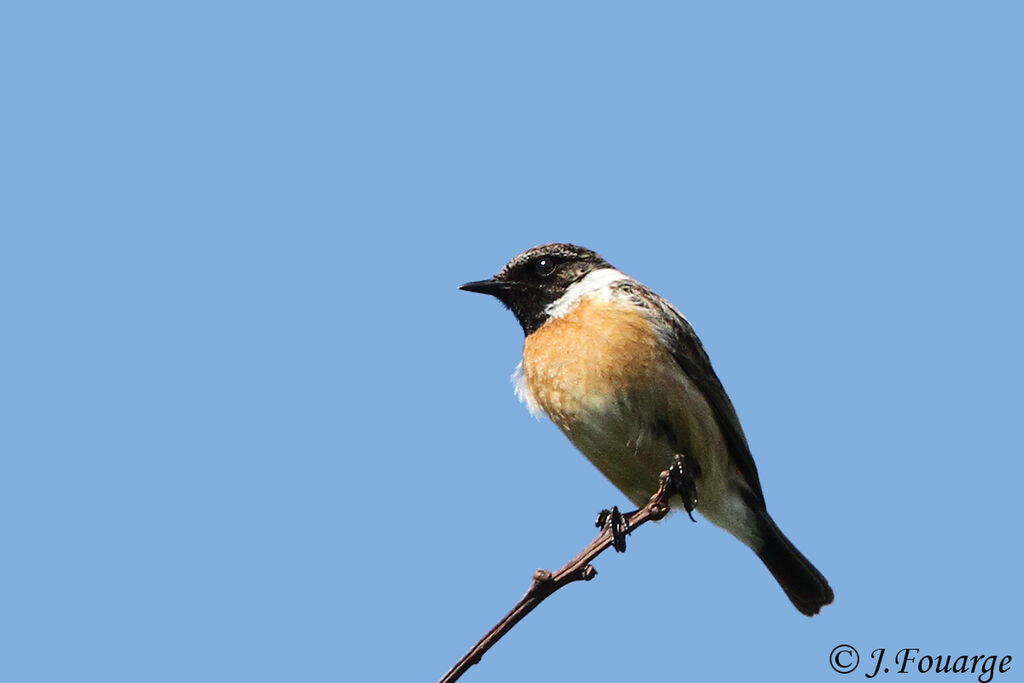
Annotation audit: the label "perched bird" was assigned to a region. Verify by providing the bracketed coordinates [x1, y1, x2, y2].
[459, 243, 834, 616]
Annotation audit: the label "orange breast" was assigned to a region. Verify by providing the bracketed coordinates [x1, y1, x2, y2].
[522, 296, 665, 431]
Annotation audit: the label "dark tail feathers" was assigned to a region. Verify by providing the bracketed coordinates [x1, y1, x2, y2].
[755, 511, 834, 616]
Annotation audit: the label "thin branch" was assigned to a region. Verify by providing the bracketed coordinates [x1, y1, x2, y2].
[439, 467, 680, 683]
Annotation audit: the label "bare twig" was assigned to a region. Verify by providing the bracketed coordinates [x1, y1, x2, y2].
[439, 467, 681, 683]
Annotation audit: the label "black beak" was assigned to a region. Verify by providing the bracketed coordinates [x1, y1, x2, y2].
[458, 278, 516, 296]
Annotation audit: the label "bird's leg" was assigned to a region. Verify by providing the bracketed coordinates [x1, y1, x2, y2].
[662, 453, 699, 522]
[595, 506, 630, 553]
[596, 453, 700, 552]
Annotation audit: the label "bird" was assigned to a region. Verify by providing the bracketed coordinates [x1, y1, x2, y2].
[459, 243, 834, 616]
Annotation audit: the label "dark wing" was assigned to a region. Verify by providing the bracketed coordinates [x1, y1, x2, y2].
[615, 281, 767, 509]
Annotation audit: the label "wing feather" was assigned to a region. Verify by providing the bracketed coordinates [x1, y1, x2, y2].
[614, 281, 767, 508]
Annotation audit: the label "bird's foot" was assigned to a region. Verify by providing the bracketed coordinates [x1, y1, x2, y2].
[662, 454, 699, 522]
[596, 505, 633, 553]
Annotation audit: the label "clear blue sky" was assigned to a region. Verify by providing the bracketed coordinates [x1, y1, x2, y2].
[3, 3, 1021, 682]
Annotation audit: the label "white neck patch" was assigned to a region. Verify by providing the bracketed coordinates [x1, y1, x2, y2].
[544, 267, 630, 319]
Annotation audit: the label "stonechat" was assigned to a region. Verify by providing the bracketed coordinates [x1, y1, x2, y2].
[460, 243, 834, 616]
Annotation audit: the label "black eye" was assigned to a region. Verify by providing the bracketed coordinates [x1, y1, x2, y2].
[534, 257, 557, 277]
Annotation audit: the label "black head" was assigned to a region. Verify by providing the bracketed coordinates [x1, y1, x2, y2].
[459, 243, 613, 335]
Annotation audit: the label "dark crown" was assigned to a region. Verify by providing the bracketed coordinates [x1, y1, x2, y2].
[486, 243, 613, 335]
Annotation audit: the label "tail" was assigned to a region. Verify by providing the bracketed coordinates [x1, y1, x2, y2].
[754, 510, 834, 616]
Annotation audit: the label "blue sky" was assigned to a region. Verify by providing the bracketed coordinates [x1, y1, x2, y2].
[3, 2, 1022, 682]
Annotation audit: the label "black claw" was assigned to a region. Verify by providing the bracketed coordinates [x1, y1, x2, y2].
[597, 505, 630, 553]
[667, 454, 699, 522]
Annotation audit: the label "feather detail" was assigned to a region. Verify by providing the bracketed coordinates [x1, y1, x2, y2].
[512, 361, 545, 418]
